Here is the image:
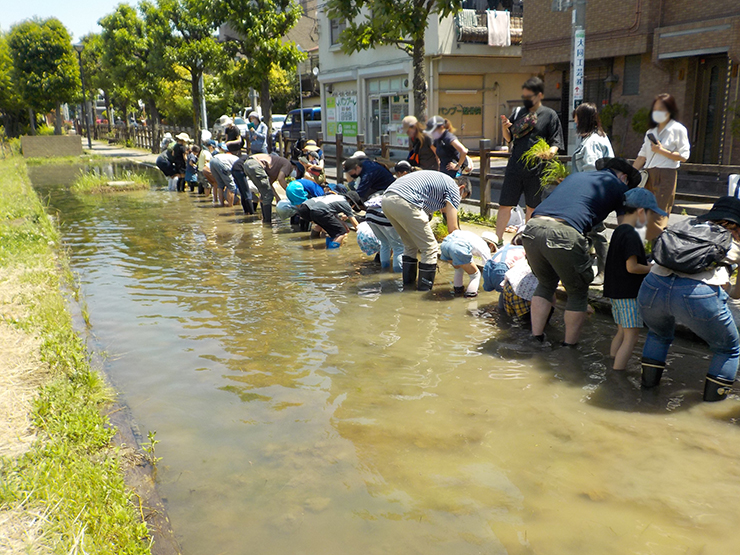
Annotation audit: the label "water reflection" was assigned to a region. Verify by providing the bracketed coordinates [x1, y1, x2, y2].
[32, 163, 740, 555]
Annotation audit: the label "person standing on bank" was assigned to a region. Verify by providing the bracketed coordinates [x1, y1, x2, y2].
[426, 116, 468, 179]
[402, 116, 439, 171]
[632, 93, 691, 240]
[638, 196, 740, 402]
[247, 112, 268, 154]
[382, 170, 461, 291]
[497, 77, 564, 245]
[572, 102, 615, 284]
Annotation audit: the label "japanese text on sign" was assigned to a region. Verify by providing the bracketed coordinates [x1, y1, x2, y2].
[572, 29, 585, 104]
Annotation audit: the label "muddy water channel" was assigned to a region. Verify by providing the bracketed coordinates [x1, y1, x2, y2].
[31, 162, 740, 555]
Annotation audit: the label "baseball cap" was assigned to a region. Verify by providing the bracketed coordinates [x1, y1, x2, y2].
[425, 115, 445, 132]
[394, 160, 413, 174]
[624, 188, 668, 217]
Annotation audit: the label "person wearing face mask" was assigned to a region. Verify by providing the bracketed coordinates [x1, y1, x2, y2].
[603, 188, 665, 371]
[497, 77, 565, 246]
[402, 115, 439, 171]
[632, 93, 691, 240]
[521, 157, 641, 347]
[342, 157, 395, 202]
[425, 116, 468, 178]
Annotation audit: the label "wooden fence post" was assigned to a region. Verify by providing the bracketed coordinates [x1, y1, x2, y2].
[355, 134, 364, 155]
[381, 134, 390, 159]
[316, 132, 323, 149]
[478, 139, 492, 217]
[336, 132, 344, 185]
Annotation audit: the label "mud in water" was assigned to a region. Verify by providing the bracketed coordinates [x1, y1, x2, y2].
[31, 162, 740, 555]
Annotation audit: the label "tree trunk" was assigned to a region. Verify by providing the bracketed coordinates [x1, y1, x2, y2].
[104, 91, 112, 133]
[148, 99, 161, 154]
[261, 76, 273, 151]
[28, 108, 36, 135]
[412, 36, 427, 121]
[122, 105, 130, 142]
[191, 69, 202, 144]
[54, 103, 62, 135]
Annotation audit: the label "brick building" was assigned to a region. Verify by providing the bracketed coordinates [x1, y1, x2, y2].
[522, 0, 740, 164]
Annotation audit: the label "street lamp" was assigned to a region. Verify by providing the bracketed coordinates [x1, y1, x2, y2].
[73, 43, 92, 150]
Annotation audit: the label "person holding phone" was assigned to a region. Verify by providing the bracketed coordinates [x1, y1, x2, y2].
[632, 93, 691, 240]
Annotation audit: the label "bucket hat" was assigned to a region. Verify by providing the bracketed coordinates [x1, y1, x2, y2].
[595, 157, 641, 189]
[697, 196, 740, 227]
[304, 140, 321, 152]
[175, 132, 191, 142]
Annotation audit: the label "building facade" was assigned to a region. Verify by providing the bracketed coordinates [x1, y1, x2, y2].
[317, 1, 542, 149]
[522, 0, 740, 164]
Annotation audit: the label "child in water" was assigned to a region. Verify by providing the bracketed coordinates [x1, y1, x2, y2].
[439, 230, 494, 297]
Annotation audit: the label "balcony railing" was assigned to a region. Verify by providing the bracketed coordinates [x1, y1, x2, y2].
[456, 0, 523, 45]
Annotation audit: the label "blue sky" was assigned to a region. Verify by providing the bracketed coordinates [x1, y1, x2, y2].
[3, 0, 133, 40]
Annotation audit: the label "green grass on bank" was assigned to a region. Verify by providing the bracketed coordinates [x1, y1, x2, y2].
[0, 155, 152, 554]
[25, 154, 106, 166]
[71, 169, 152, 194]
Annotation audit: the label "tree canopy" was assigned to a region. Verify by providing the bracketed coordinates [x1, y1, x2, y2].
[326, 0, 463, 119]
[7, 18, 80, 132]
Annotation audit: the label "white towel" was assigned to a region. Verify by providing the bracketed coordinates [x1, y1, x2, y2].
[487, 10, 511, 47]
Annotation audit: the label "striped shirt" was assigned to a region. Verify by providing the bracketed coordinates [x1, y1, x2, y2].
[385, 170, 461, 214]
[363, 195, 392, 227]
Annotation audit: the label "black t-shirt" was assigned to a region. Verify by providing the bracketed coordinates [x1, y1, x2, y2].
[172, 143, 187, 173]
[434, 130, 460, 174]
[604, 224, 647, 299]
[508, 105, 565, 169]
[409, 136, 439, 171]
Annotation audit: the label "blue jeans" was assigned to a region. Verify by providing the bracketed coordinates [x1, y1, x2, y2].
[638, 272, 740, 381]
[367, 222, 404, 272]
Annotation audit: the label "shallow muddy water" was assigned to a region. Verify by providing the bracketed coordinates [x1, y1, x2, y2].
[31, 162, 740, 555]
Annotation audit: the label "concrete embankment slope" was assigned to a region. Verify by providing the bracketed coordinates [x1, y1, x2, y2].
[0, 153, 178, 555]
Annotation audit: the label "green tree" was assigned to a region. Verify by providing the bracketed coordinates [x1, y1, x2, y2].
[145, 0, 225, 137]
[212, 0, 303, 133]
[7, 18, 80, 134]
[0, 33, 26, 137]
[326, 0, 463, 120]
[79, 33, 115, 133]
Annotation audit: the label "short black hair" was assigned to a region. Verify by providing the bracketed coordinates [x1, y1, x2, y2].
[522, 77, 545, 96]
[622, 205, 639, 214]
[343, 158, 362, 172]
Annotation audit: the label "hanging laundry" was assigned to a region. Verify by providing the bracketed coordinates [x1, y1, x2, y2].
[487, 10, 511, 47]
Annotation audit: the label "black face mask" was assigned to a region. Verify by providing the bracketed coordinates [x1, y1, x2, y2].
[523, 99, 535, 110]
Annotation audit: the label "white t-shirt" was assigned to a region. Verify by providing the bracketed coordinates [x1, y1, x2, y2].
[505, 258, 538, 301]
[637, 119, 690, 169]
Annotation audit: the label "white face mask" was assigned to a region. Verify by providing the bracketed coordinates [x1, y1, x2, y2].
[652, 110, 669, 124]
[289, 168, 297, 178]
[635, 216, 647, 229]
[431, 129, 443, 141]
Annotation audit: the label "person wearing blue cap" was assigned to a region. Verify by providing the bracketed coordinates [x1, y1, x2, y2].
[604, 188, 666, 370]
[439, 230, 492, 297]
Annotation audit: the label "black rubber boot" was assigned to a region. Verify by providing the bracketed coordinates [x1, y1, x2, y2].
[703, 375, 734, 402]
[402, 256, 417, 286]
[454, 286, 465, 296]
[261, 203, 272, 224]
[417, 262, 437, 292]
[641, 358, 665, 389]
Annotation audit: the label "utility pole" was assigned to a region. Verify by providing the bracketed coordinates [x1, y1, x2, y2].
[199, 74, 208, 131]
[568, 0, 587, 155]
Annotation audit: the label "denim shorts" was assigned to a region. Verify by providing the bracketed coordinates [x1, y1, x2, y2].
[611, 298, 642, 328]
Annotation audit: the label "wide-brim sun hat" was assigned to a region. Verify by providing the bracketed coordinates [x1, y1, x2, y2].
[304, 140, 320, 152]
[248, 111, 260, 121]
[481, 231, 499, 251]
[595, 157, 641, 189]
[425, 115, 445, 132]
[698, 196, 740, 227]
[175, 132, 191, 142]
[200, 129, 212, 142]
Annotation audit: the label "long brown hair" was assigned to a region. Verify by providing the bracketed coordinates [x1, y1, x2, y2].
[442, 118, 456, 134]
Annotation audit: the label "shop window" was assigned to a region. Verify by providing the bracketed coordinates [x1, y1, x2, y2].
[330, 19, 346, 46]
[623, 55, 641, 96]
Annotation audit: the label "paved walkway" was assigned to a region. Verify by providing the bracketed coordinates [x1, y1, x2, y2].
[86, 140, 158, 165]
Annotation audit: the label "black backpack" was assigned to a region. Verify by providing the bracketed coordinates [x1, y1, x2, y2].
[652, 218, 732, 274]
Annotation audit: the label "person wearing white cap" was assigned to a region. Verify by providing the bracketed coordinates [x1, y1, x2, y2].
[247, 112, 268, 154]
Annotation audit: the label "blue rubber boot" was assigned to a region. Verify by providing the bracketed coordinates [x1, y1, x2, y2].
[326, 237, 341, 249]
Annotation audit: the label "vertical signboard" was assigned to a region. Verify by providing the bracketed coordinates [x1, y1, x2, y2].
[572, 28, 585, 109]
[326, 94, 358, 139]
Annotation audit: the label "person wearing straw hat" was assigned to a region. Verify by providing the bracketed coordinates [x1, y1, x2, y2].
[172, 132, 190, 192]
[302, 140, 324, 169]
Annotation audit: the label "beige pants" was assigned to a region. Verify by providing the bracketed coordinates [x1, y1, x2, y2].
[645, 167, 677, 241]
[381, 192, 439, 264]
